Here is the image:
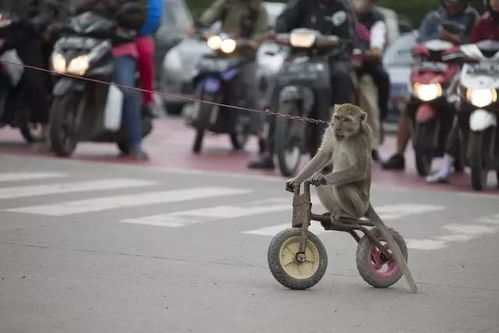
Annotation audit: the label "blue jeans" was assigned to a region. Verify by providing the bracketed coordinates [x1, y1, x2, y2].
[114, 56, 142, 152]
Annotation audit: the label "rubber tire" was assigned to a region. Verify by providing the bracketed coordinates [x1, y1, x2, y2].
[275, 103, 304, 177]
[19, 122, 44, 143]
[267, 228, 328, 290]
[415, 149, 432, 177]
[192, 93, 216, 154]
[50, 92, 80, 157]
[414, 121, 437, 176]
[356, 228, 408, 288]
[470, 130, 489, 191]
[229, 118, 250, 151]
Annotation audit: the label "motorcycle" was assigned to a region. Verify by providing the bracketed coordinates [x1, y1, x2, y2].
[49, 12, 153, 157]
[185, 31, 256, 154]
[408, 22, 462, 176]
[0, 13, 46, 143]
[449, 40, 499, 190]
[271, 28, 348, 177]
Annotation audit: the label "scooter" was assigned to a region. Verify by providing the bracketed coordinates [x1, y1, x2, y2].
[408, 23, 462, 176]
[450, 40, 499, 190]
[185, 31, 256, 154]
[49, 12, 153, 157]
[0, 13, 45, 143]
[271, 29, 349, 177]
[267, 181, 409, 290]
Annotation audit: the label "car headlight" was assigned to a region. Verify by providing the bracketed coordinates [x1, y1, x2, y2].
[413, 83, 443, 102]
[290, 30, 316, 48]
[67, 55, 89, 76]
[207, 35, 222, 51]
[466, 89, 497, 108]
[220, 39, 236, 54]
[52, 52, 66, 74]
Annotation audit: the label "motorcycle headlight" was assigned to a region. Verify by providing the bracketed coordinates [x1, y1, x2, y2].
[51, 52, 66, 74]
[207, 35, 222, 51]
[290, 30, 316, 48]
[466, 89, 497, 108]
[220, 39, 236, 54]
[67, 55, 90, 76]
[413, 83, 443, 102]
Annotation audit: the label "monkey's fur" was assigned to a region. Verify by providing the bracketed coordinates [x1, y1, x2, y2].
[288, 103, 372, 219]
[287, 103, 418, 293]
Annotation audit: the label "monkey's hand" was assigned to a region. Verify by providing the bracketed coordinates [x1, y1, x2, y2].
[285, 178, 299, 193]
[311, 172, 327, 187]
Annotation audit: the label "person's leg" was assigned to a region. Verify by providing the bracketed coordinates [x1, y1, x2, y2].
[427, 116, 460, 183]
[114, 56, 146, 159]
[135, 36, 155, 106]
[364, 62, 390, 121]
[15, 38, 50, 138]
[381, 107, 411, 170]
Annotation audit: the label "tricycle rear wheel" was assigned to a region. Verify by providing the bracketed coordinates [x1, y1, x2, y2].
[267, 228, 327, 290]
[356, 228, 408, 288]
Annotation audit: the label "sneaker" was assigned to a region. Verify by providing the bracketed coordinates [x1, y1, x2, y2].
[130, 149, 150, 161]
[426, 173, 449, 184]
[381, 153, 405, 170]
[247, 155, 275, 170]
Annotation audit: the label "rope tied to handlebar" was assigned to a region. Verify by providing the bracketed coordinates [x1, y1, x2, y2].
[0, 59, 332, 127]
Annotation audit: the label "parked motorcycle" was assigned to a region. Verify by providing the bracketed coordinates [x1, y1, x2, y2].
[0, 13, 45, 143]
[185, 31, 256, 154]
[271, 28, 348, 177]
[49, 12, 153, 157]
[449, 40, 499, 190]
[408, 23, 461, 176]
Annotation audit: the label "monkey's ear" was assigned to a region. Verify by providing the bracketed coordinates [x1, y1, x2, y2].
[360, 111, 367, 124]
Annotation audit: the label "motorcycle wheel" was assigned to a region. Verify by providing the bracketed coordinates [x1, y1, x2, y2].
[470, 130, 491, 191]
[229, 116, 250, 151]
[414, 121, 439, 176]
[192, 92, 217, 154]
[19, 122, 44, 143]
[275, 103, 305, 177]
[267, 228, 328, 290]
[50, 92, 81, 157]
[356, 228, 407, 288]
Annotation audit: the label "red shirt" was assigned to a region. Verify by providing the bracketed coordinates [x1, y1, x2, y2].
[470, 12, 499, 43]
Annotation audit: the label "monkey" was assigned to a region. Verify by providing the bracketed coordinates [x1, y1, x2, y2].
[285, 103, 418, 293]
[286, 103, 372, 220]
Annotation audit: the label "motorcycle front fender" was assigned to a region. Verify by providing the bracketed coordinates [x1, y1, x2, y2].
[415, 104, 437, 123]
[199, 77, 221, 94]
[52, 78, 84, 96]
[470, 109, 497, 132]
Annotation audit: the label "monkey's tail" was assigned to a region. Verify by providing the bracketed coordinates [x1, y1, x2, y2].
[366, 203, 418, 293]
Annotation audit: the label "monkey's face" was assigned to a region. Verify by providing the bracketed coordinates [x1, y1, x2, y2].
[331, 104, 367, 141]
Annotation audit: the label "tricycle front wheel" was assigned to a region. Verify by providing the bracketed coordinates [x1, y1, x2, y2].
[356, 228, 408, 288]
[267, 228, 327, 290]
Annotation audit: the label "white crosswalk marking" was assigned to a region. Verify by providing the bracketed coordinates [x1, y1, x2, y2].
[243, 203, 446, 236]
[121, 198, 290, 227]
[0, 172, 67, 182]
[0, 179, 156, 199]
[5, 187, 252, 216]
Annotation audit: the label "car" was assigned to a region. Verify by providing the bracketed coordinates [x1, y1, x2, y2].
[383, 31, 418, 122]
[158, 1, 286, 115]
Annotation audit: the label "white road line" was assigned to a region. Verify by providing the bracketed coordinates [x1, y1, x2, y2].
[476, 214, 499, 225]
[0, 172, 67, 182]
[0, 179, 156, 199]
[443, 224, 497, 235]
[5, 187, 252, 216]
[243, 203, 446, 236]
[406, 239, 447, 250]
[121, 198, 290, 227]
[436, 234, 476, 242]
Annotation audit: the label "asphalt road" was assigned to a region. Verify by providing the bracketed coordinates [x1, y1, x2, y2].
[0, 153, 498, 333]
